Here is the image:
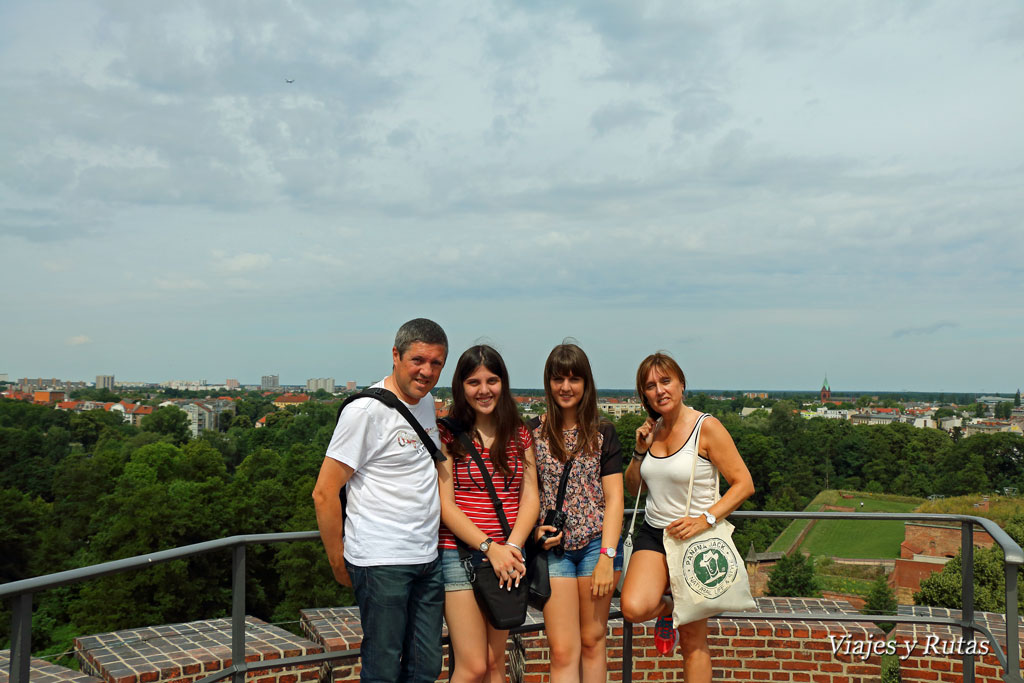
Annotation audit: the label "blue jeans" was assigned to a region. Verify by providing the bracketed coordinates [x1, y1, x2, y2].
[547, 536, 624, 578]
[346, 556, 444, 683]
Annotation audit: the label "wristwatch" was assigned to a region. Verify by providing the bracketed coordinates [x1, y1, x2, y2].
[703, 511, 717, 526]
[600, 547, 617, 559]
[479, 537, 494, 552]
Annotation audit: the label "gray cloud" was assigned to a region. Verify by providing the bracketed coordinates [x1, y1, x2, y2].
[590, 101, 659, 136]
[891, 322, 960, 339]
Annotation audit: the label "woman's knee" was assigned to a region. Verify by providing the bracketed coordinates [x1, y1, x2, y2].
[548, 639, 581, 668]
[620, 591, 660, 623]
[453, 655, 489, 682]
[580, 630, 606, 657]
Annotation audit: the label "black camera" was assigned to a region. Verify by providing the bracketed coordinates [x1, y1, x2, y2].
[540, 510, 568, 555]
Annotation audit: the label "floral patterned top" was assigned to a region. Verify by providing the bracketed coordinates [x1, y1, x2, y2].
[531, 416, 623, 551]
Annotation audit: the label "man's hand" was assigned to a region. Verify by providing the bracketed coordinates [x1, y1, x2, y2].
[330, 546, 352, 586]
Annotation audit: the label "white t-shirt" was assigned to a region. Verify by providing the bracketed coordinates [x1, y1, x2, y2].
[325, 378, 442, 566]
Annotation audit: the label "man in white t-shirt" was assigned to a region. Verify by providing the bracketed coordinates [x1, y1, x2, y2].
[313, 318, 448, 683]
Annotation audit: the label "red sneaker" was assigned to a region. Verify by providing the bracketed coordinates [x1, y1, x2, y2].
[654, 615, 677, 655]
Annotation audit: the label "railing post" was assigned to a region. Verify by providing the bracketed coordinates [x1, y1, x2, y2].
[9, 592, 33, 683]
[1007, 562, 1021, 680]
[622, 618, 633, 683]
[232, 544, 246, 683]
[962, 521, 975, 683]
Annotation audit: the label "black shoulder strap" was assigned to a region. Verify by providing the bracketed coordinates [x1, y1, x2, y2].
[336, 387, 443, 463]
[438, 418, 513, 540]
[554, 457, 574, 511]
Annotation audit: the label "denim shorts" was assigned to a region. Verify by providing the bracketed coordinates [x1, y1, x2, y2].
[440, 548, 474, 592]
[547, 536, 624, 579]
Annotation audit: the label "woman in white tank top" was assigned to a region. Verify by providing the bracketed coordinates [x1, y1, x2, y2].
[619, 353, 755, 683]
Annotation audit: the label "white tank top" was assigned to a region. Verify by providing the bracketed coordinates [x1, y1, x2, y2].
[640, 413, 717, 529]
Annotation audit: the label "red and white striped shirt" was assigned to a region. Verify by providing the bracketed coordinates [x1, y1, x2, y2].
[438, 424, 532, 550]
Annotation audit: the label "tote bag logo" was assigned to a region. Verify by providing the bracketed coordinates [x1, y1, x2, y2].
[681, 537, 739, 599]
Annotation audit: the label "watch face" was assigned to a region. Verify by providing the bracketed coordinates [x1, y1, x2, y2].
[602, 547, 617, 558]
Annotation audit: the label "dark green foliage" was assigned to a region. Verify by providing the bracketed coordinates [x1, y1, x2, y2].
[863, 575, 898, 632]
[68, 387, 122, 403]
[881, 655, 901, 682]
[766, 552, 819, 597]
[995, 402, 1013, 419]
[141, 406, 191, 445]
[615, 413, 646, 457]
[0, 488, 50, 582]
[6, 392, 1024, 657]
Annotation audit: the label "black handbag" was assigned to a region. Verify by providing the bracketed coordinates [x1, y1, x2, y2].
[444, 423, 529, 630]
[524, 455, 574, 611]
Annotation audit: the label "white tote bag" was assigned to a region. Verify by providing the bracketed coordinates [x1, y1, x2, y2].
[663, 445, 755, 626]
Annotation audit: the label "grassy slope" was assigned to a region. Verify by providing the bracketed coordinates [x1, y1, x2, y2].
[768, 490, 925, 558]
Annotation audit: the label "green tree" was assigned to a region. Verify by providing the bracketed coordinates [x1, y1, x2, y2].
[863, 575, 898, 632]
[615, 413, 647, 457]
[1015, 389, 1021, 407]
[766, 552, 818, 597]
[141, 406, 191, 445]
[995, 402, 1013, 419]
[0, 488, 50, 582]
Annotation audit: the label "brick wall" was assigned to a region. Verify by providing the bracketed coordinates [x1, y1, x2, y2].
[55, 603, 1021, 683]
[893, 606, 1022, 683]
[901, 523, 995, 560]
[301, 598, 884, 683]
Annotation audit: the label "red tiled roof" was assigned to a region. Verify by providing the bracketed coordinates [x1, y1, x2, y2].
[275, 393, 310, 403]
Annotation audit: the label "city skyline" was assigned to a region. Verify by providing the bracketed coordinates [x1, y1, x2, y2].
[2, 2, 1022, 393]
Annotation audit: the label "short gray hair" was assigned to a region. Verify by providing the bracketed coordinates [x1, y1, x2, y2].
[394, 318, 448, 357]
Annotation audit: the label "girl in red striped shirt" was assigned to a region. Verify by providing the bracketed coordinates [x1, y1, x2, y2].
[437, 345, 540, 683]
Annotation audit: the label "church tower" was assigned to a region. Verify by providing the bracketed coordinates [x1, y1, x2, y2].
[820, 375, 831, 404]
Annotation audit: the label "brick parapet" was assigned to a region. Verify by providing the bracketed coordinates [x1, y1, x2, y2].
[301, 597, 884, 682]
[73, 617, 321, 683]
[893, 606, 1022, 683]
[0, 651, 102, 683]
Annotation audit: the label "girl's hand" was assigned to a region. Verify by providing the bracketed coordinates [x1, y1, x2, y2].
[665, 515, 710, 541]
[591, 555, 614, 597]
[534, 525, 564, 551]
[487, 543, 526, 589]
[635, 417, 657, 454]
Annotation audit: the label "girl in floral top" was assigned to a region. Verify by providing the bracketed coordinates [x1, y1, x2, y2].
[437, 345, 540, 683]
[532, 343, 624, 683]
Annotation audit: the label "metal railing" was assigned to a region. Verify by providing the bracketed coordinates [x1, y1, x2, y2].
[3, 512, 1022, 683]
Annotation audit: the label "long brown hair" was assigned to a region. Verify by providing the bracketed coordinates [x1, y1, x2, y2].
[635, 352, 687, 419]
[448, 345, 525, 477]
[541, 343, 600, 463]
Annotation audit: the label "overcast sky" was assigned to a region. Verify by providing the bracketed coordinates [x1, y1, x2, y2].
[2, 1, 1022, 393]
